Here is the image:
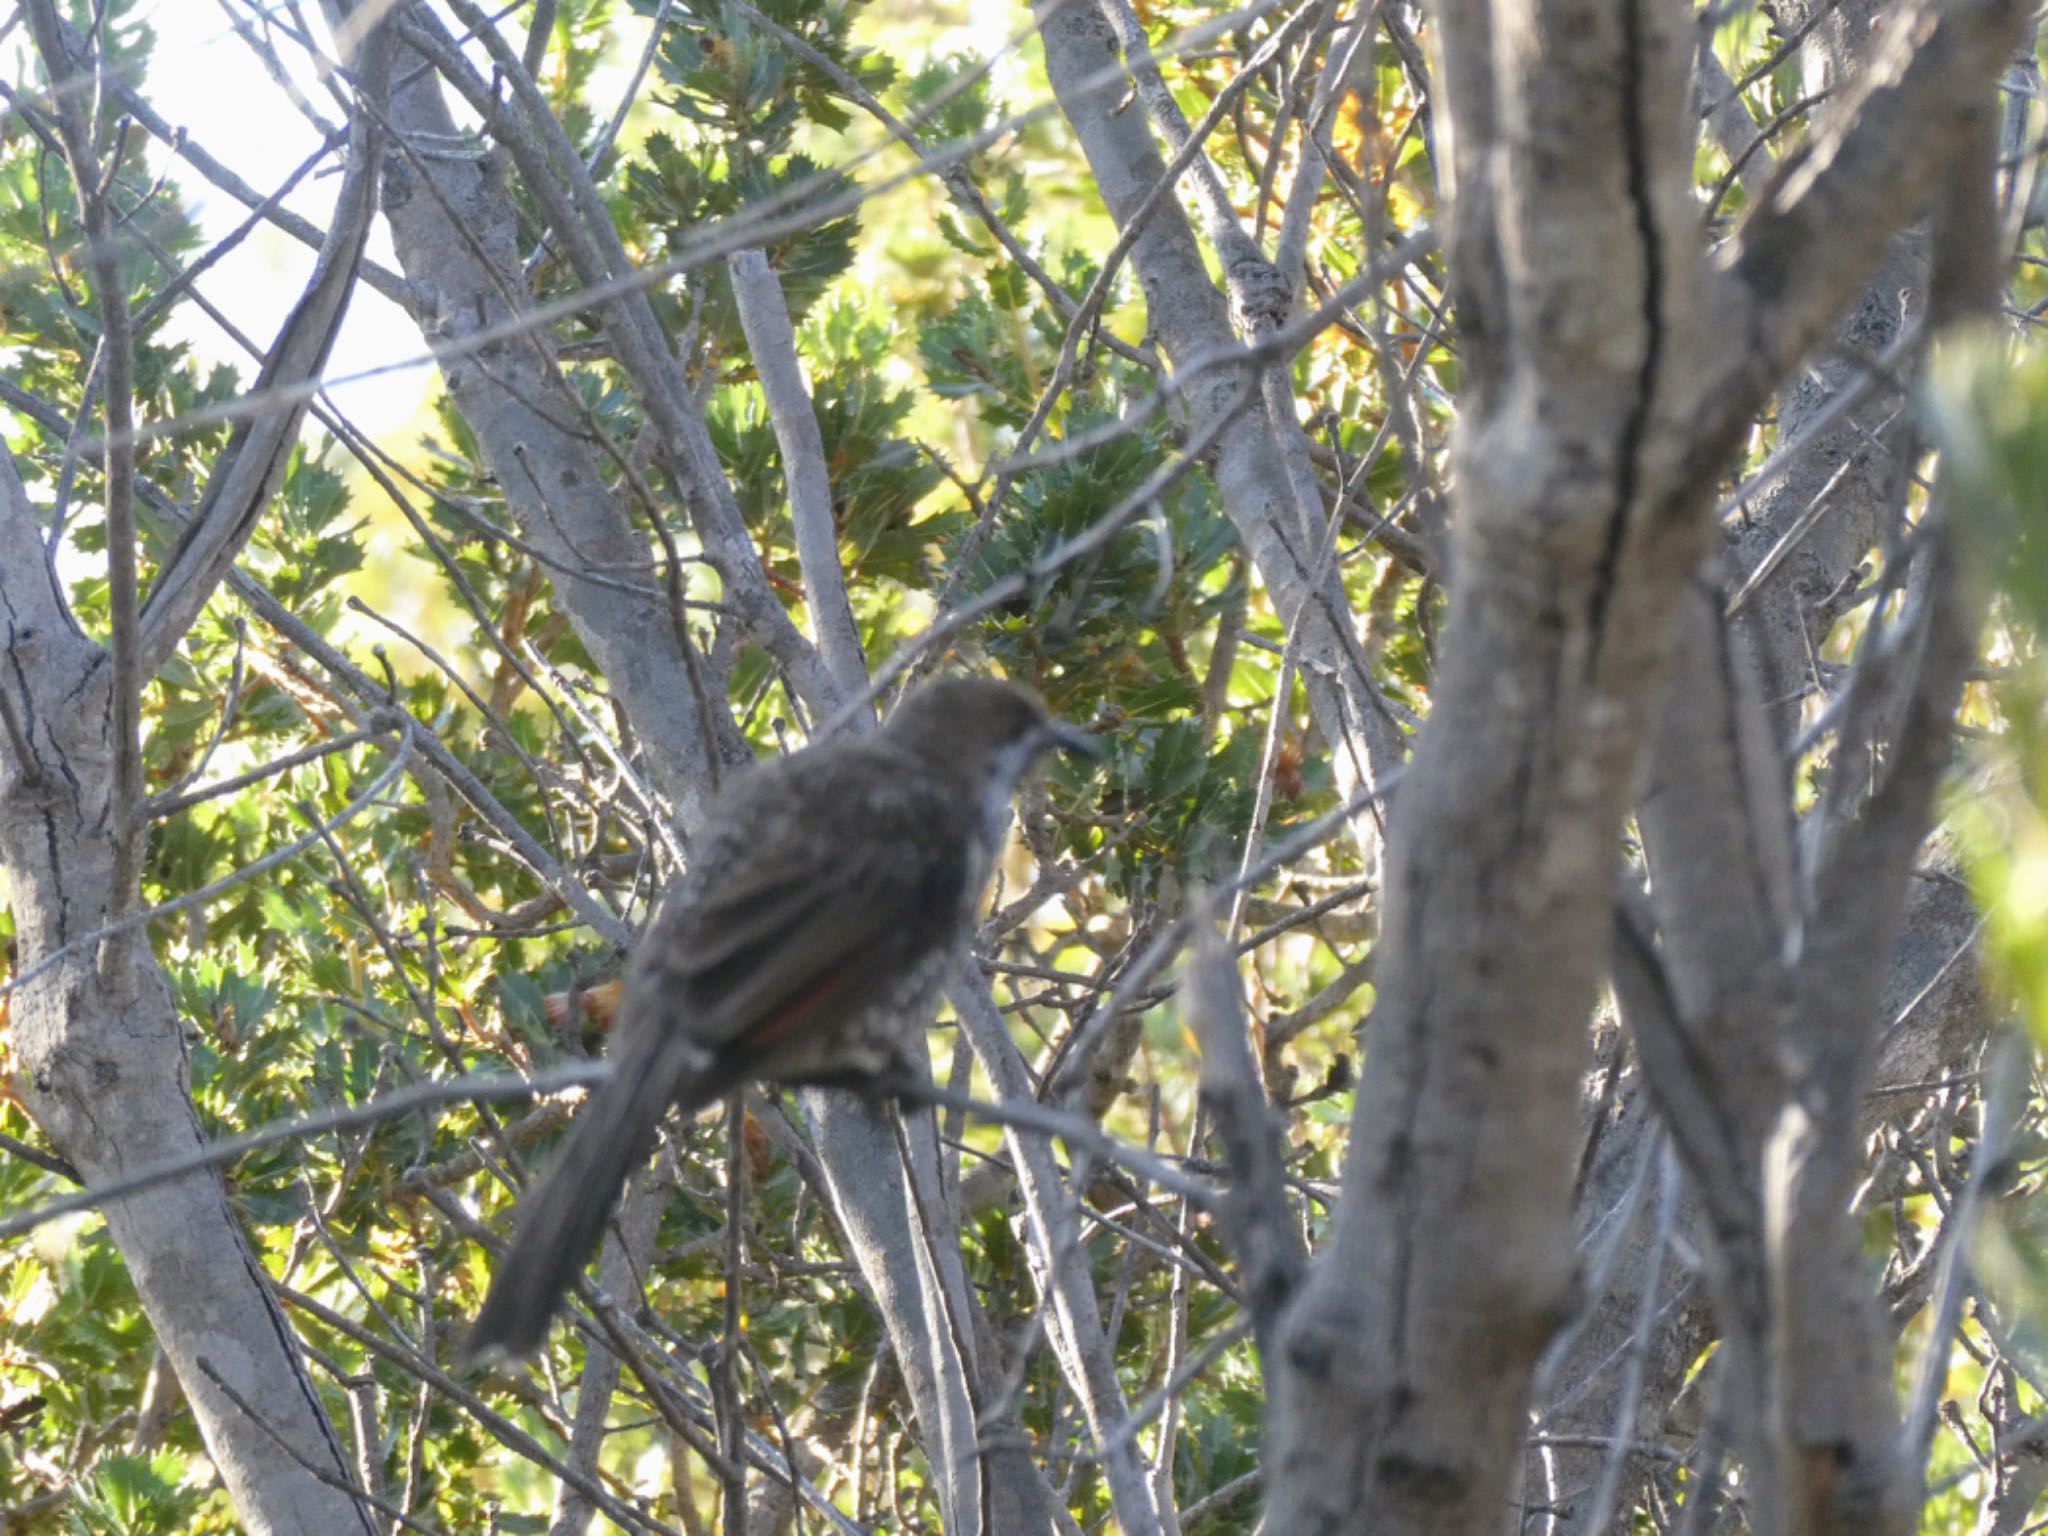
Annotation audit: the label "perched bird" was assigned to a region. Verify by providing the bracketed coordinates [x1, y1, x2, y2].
[463, 675, 1093, 1362]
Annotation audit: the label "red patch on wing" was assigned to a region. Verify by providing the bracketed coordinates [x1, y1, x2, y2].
[748, 955, 862, 1047]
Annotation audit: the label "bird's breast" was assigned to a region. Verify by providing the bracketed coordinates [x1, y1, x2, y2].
[965, 783, 1020, 905]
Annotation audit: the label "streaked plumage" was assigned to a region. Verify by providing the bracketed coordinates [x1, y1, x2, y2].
[462, 676, 1089, 1362]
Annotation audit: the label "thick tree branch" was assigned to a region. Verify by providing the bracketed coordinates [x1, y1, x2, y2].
[25, 0, 143, 954]
[405, 1, 843, 722]
[369, 11, 727, 817]
[1036, 0, 1404, 845]
[136, 30, 384, 676]
[951, 962, 1167, 1536]
[1257, 0, 1730, 1518]
[4, 457, 382, 1530]
[1184, 916, 1305, 1352]
[727, 249, 870, 703]
[1718, 0, 2028, 388]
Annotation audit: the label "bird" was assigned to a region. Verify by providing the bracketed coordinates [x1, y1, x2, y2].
[461, 675, 1095, 1362]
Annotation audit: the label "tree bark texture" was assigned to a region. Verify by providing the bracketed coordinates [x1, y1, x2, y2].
[1213, 0, 2030, 1526]
[0, 460, 379, 1533]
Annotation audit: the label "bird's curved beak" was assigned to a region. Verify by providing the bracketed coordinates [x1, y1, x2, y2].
[1043, 719, 1102, 760]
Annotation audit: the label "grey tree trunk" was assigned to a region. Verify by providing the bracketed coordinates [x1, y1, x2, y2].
[1201, 0, 2028, 1526]
[0, 463, 379, 1534]
[0, 9, 394, 1525]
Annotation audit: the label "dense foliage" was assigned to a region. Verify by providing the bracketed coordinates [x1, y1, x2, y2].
[4, 0, 2048, 1532]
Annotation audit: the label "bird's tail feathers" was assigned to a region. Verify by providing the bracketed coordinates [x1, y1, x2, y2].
[460, 1035, 732, 1365]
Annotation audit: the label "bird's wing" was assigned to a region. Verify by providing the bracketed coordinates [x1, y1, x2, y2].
[628, 765, 972, 1049]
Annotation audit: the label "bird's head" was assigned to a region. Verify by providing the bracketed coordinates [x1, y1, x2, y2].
[884, 676, 1097, 805]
